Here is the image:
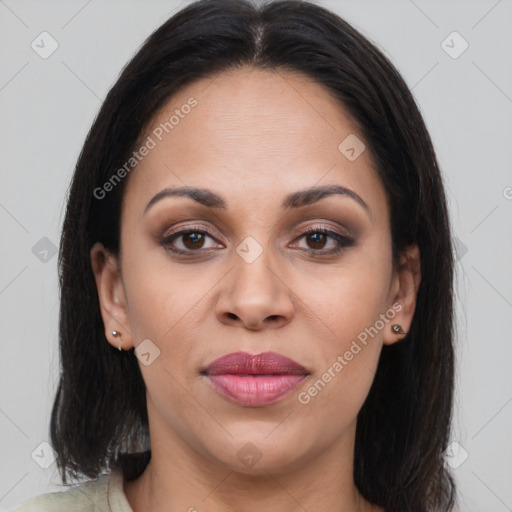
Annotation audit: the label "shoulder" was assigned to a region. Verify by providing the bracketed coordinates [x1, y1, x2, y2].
[12, 470, 130, 512]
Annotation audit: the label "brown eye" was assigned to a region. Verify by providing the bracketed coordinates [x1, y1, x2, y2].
[160, 227, 222, 254]
[293, 227, 355, 255]
[160, 225, 354, 257]
[182, 231, 206, 250]
[305, 231, 328, 250]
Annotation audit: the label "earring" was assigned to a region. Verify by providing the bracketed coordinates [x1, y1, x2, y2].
[112, 331, 123, 351]
[391, 324, 405, 335]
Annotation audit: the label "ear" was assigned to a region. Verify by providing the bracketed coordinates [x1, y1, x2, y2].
[90, 242, 134, 350]
[383, 244, 421, 346]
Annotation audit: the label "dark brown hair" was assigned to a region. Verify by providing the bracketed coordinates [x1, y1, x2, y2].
[51, 1, 457, 510]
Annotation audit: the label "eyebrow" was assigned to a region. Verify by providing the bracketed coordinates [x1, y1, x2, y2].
[143, 184, 370, 215]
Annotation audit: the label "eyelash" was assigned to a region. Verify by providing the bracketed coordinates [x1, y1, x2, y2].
[159, 225, 355, 257]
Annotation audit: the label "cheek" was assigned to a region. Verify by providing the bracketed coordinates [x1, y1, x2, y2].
[297, 256, 391, 346]
[297, 348, 380, 441]
[121, 238, 202, 340]
[294, 251, 390, 401]
[296, 271, 388, 418]
[121, 246, 222, 389]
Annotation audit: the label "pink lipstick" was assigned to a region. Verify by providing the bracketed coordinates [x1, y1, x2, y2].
[202, 351, 309, 407]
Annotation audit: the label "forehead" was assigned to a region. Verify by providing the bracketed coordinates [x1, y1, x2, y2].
[123, 66, 387, 222]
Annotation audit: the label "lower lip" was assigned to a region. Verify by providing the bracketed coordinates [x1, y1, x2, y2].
[205, 374, 307, 406]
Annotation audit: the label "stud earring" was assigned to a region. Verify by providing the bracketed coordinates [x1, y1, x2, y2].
[112, 330, 123, 351]
[391, 324, 405, 335]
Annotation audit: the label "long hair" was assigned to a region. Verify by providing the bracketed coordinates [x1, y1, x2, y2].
[51, 1, 457, 510]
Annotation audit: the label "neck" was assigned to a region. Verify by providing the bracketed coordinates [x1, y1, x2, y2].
[124, 417, 381, 512]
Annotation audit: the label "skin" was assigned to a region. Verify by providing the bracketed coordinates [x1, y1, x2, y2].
[91, 66, 421, 512]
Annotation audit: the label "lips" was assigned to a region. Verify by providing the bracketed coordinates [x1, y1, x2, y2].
[203, 351, 308, 376]
[201, 351, 309, 407]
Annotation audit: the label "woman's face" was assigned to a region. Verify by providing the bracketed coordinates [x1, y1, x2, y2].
[92, 66, 420, 475]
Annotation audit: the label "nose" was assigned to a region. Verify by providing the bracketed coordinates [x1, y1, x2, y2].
[215, 247, 295, 330]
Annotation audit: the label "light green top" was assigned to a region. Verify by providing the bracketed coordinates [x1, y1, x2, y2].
[12, 469, 133, 512]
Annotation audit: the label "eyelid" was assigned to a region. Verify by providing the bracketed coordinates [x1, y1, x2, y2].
[161, 220, 350, 243]
[162, 222, 225, 242]
[289, 225, 355, 252]
[159, 221, 355, 258]
[290, 221, 351, 239]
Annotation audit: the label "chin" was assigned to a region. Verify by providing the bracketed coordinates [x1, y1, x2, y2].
[204, 430, 315, 476]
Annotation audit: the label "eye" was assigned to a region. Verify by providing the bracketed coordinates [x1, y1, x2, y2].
[160, 226, 223, 255]
[292, 226, 354, 255]
[160, 224, 355, 256]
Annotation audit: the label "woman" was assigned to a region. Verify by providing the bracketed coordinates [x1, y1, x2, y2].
[14, 0, 457, 510]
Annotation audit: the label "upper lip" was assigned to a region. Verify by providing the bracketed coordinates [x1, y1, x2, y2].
[202, 351, 309, 376]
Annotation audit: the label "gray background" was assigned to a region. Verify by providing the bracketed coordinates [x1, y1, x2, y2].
[1, 0, 511, 511]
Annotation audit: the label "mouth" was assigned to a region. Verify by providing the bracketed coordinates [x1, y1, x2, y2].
[201, 351, 310, 407]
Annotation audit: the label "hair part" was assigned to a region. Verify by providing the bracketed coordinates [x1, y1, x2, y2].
[51, 1, 456, 510]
